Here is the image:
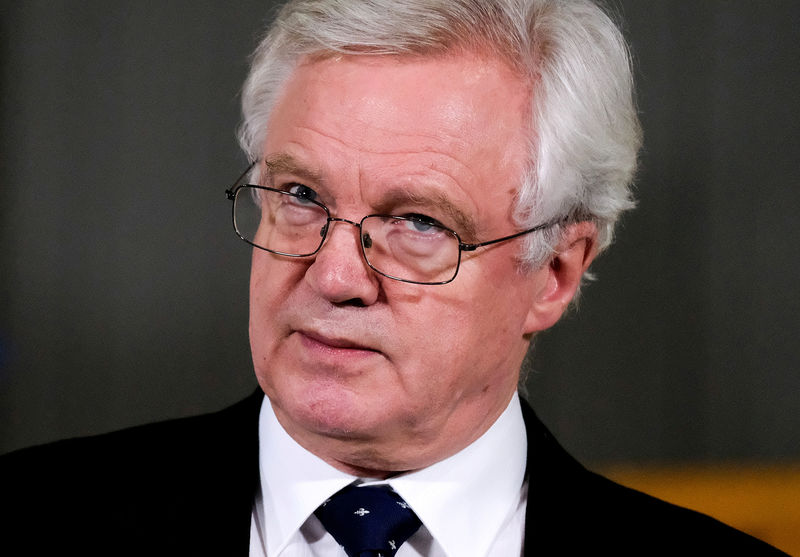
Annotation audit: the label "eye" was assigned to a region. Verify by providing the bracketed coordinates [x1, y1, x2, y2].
[403, 214, 443, 233]
[287, 183, 319, 203]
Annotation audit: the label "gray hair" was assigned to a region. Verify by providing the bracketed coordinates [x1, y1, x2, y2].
[239, 0, 641, 266]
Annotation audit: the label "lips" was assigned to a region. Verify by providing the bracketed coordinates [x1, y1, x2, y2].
[296, 329, 380, 354]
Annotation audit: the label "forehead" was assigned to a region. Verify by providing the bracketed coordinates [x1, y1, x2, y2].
[263, 53, 530, 230]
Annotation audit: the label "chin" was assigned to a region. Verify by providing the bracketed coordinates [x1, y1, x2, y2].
[274, 379, 385, 438]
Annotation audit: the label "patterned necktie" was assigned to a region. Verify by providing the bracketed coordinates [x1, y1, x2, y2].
[314, 483, 422, 557]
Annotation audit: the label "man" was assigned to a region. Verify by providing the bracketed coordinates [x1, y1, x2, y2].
[0, 0, 785, 555]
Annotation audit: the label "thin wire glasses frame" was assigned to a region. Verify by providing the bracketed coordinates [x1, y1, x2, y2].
[225, 161, 556, 285]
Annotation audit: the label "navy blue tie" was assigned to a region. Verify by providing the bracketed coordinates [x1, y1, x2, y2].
[314, 483, 422, 557]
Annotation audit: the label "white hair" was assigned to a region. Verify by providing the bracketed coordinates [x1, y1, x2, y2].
[239, 0, 641, 266]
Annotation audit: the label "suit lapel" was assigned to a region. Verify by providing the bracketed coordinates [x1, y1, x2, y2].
[520, 399, 588, 555]
[174, 388, 264, 555]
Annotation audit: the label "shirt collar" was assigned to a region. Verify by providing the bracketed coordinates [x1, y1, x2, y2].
[257, 398, 355, 556]
[386, 394, 527, 557]
[257, 394, 527, 557]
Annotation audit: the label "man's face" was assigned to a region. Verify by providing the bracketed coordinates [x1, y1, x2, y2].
[249, 53, 548, 474]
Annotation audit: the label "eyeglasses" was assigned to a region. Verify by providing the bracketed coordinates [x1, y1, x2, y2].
[226, 163, 555, 285]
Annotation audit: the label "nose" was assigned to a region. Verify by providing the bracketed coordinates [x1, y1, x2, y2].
[304, 218, 380, 305]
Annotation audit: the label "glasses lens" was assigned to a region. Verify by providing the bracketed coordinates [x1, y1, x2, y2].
[361, 216, 460, 284]
[234, 186, 328, 256]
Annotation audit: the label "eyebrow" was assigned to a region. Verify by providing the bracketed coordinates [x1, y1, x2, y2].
[379, 187, 477, 239]
[262, 154, 323, 185]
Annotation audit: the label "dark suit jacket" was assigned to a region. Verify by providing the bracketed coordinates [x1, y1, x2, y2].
[1, 390, 785, 555]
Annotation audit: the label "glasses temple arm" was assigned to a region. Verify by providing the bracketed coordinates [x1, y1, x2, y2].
[459, 221, 554, 252]
[225, 160, 258, 199]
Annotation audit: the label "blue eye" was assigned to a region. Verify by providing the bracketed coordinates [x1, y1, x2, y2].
[404, 214, 443, 233]
[287, 183, 318, 202]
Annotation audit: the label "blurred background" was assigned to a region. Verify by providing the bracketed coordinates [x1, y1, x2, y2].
[1, 1, 799, 551]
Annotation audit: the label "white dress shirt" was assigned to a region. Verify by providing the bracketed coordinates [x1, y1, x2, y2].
[249, 394, 528, 557]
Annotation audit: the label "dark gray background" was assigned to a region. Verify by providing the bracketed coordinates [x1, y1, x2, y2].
[2, 1, 799, 464]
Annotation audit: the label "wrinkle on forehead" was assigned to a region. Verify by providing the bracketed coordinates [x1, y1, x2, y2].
[276, 125, 480, 208]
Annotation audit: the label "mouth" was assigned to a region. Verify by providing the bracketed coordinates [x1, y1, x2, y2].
[295, 330, 381, 358]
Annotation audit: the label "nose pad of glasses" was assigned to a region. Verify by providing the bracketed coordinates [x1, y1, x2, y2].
[362, 232, 373, 249]
[319, 223, 329, 238]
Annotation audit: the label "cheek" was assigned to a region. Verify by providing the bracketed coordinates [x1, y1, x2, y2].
[248, 253, 302, 348]
[250, 249, 281, 289]
[430, 271, 532, 367]
[249, 259, 273, 334]
[390, 293, 490, 386]
[249, 250, 306, 301]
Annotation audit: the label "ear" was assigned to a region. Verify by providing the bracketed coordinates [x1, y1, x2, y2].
[523, 221, 598, 334]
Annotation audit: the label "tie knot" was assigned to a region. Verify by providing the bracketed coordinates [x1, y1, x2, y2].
[315, 484, 422, 557]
